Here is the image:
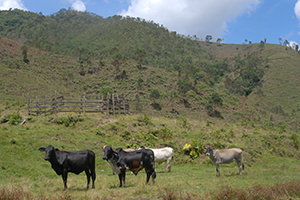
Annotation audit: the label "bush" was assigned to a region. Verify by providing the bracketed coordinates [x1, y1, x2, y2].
[8, 112, 22, 125]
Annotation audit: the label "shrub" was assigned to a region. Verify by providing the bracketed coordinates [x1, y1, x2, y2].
[291, 133, 300, 150]
[183, 140, 204, 159]
[8, 112, 22, 125]
[149, 88, 160, 99]
[121, 131, 131, 140]
[137, 114, 152, 126]
[158, 127, 173, 141]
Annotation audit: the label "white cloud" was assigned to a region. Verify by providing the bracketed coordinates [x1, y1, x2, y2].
[0, 0, 27, 11]
[295, 0, 300, 21]
[119, 0, 260, 40]
[70, 0, 86, 12]
[287, 41, 299, 50]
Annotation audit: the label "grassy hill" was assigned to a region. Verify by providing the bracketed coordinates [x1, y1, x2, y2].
[1, 8, 300, 199]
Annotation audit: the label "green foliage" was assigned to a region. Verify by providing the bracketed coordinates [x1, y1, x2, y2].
[290, 133, 300, 149]
[177, 79, 193, 94]
[137, 114, 152, 126]
[182, 140, 204, 159]
[149, 89, 160, 99]
[8, 112, 22, 125]
[158, 127, 173, 140]
[27, 115, 34, 122]
[120, 130, 131, 140]
[95, 130, 105, 136]
[177, 116, 188, 128]
[54, 115, 82, 127]
[100, 87, 113, 97]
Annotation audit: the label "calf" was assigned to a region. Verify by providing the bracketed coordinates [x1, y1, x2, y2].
[204, 146, 244, 177]
[38, 145, 96, 190]
[137, 147, 174, 172]
[102, 145, 156, 188]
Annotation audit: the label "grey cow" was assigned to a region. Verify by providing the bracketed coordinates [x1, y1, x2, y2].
[204, 146, 244, 177]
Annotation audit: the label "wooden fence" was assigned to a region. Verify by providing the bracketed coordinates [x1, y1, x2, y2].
[27, 92, 129, 116]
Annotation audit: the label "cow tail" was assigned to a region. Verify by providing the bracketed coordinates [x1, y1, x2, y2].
[242, 163, 244, 170]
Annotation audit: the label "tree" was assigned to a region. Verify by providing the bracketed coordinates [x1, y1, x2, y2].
[135, 48, 146, 68]
[216, 38, 222, 45]
[205, 35, 212, 42]
[279, 37, 283, 45]
[137, 77, 143, 89]
[112, 53, 125, 71]
[149, 89, 160, 99]
[21, 45, 29, 64]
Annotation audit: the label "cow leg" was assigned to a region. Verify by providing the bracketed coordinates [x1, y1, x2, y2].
[118, 169, 126, 188]
[145, 169, 151, 185]
[237, 162, 242, 175]
[152, 170, 156, 185]
[62, 171, 68, 190]
[85, 170, 91, 189]
[216, 164, 220, 177]
[166, 158, 171, 173]
[91, 169, 96, 189]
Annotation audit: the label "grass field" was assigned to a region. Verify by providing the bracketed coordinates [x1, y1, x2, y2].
[1, 107, 300, 199]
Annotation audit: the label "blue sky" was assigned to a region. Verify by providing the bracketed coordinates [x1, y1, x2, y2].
[1, 0, 300, 46]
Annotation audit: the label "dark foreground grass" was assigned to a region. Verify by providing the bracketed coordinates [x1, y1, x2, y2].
[212, 181, 300, 200]
[1, 181, 300, 200]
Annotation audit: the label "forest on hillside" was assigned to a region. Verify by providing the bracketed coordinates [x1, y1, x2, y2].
[0, 8, 266, 99]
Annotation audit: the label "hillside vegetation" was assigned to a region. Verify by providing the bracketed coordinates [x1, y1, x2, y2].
[1, 8, 300, 199]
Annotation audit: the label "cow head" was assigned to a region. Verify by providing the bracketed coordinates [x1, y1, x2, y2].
[205, 146, 214, 156]
[39, 145, 67, 165]
[102, 145, 117, 160]
[39, 145, 56, 161]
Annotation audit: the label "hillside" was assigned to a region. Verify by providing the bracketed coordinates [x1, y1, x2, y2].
[0, 8, 300, 126]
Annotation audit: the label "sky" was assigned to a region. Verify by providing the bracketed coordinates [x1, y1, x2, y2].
[1, 0, 300, 46]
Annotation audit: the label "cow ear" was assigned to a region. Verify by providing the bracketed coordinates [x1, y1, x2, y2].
[39, 147, 46, 152]
[57, 154, 67, 165]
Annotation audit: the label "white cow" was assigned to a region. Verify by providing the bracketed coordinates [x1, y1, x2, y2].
[204, 146, 244, 177]
[137, 147, 174, 172]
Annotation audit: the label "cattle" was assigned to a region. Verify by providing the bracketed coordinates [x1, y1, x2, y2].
[102, 145, 156, 188]
[204, 146, 244, 177]
[38, 145, 96, 190]
[137, 147, 174, 172]
[111, 148, 135, 175]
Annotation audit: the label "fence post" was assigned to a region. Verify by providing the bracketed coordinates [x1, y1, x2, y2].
[112, 94, 115, 115]
[83, 93, 86, 116]
[123, 98, 125, 114]
[107, 92, 110, 116]
[101, 95, 103, 113]
[36, 96, 39, 115]
[27, 93, 30, 115]
[117, 93, 120, 115]
[55, 91, 57, 115]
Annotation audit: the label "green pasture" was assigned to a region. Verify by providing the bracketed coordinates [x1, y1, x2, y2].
[1, 111, 300, 199]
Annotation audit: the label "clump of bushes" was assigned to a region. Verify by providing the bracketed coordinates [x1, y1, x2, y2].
[0, 112, 22, 125]
[182, 140, 205, 159]
[54, 115, 83, 127]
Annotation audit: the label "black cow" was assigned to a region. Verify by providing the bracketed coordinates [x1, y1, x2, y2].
[38, 145, 96, 190]
[102, 145, 156, 188]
